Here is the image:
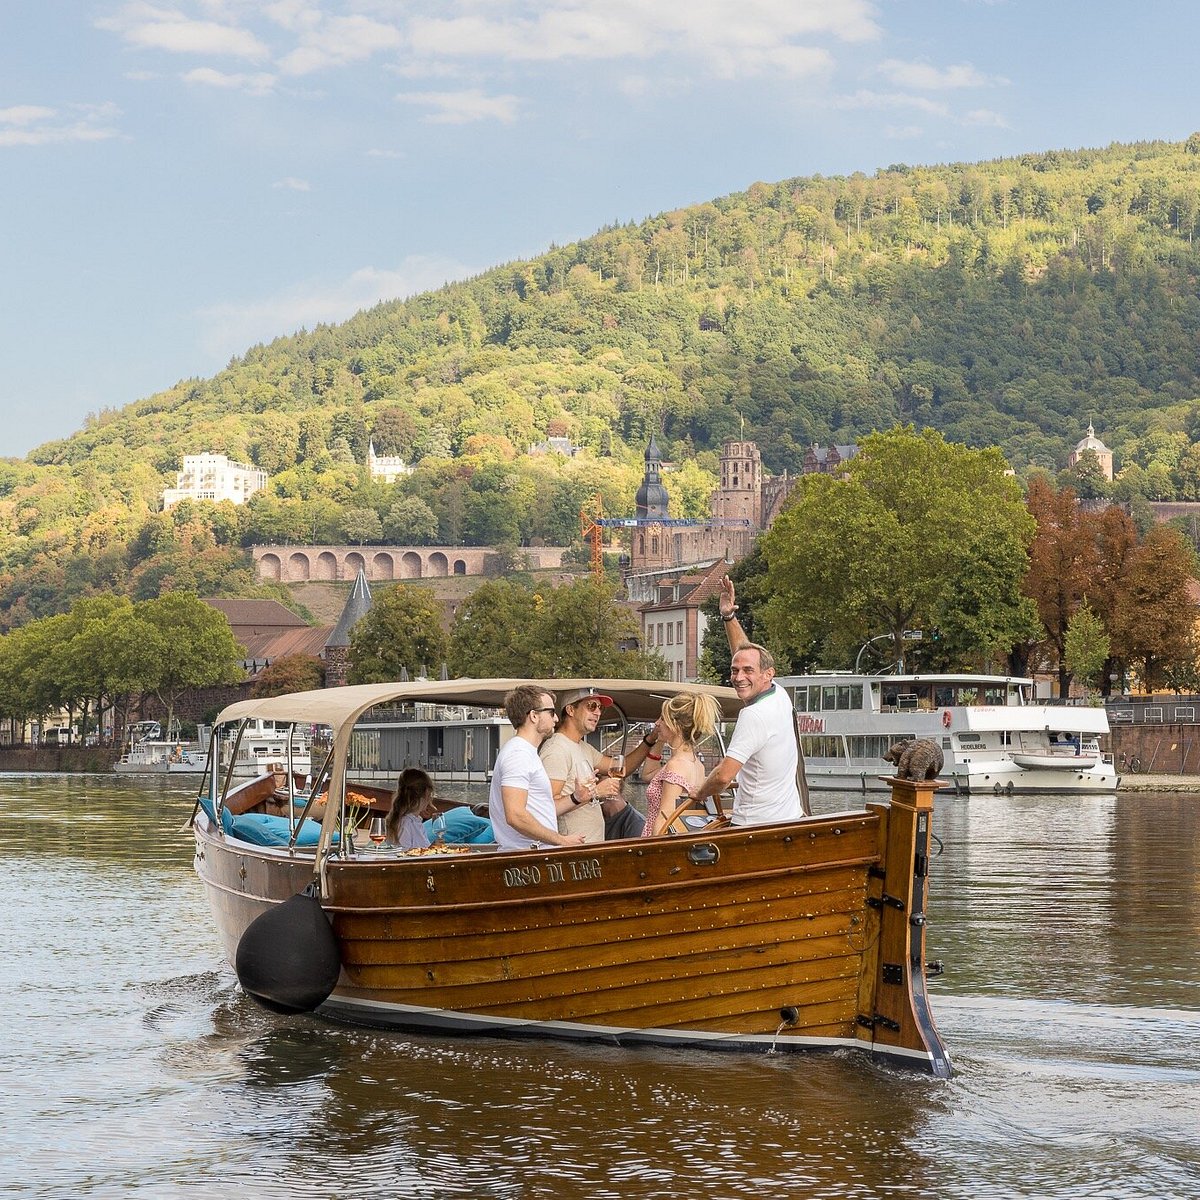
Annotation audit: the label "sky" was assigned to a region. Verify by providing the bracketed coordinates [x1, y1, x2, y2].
[2, 1, 1198, 460]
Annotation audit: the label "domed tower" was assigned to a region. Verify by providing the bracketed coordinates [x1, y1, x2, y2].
[635, 434, 670, 519]
[711, 439, 762, 528]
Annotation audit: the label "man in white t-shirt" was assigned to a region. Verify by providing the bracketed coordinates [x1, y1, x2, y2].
[692, 577, 804, 826]
[489, 685, 588, 851]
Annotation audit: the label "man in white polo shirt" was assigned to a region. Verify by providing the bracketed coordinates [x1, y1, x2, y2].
[691, 577, 803, 825]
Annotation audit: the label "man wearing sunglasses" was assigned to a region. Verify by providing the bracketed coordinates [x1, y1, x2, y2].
[540, 686, 662, 843]
[489, 685, 587, 851]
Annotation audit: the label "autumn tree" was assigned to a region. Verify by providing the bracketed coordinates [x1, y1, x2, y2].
[1106, 524, 1198, 691]
[1022, 475, 1099, 694]
[348, 585, 448, 684]
[252, 654, 326, 697]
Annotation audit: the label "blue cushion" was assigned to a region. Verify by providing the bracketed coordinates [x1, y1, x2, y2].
[226, 811, 327, 847]
[425, 807, 495, 844]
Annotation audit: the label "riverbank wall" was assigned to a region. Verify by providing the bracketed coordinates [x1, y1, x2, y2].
[0, 746, 120, 773]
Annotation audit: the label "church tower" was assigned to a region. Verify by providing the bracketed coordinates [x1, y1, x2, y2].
[635, 433, 670, 519]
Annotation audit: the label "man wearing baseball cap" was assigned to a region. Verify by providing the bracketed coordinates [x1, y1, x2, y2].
[539, 686, 662, 843]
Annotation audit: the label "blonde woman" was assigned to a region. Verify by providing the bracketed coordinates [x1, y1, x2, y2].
[642, 692, 720, 836]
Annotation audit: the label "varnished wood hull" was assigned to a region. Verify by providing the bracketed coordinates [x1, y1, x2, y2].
[194, 778, 950, 1075]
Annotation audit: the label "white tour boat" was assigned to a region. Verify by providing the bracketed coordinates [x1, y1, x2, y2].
[114, 720, 207, 775]
[213, 717, 313, 780]
[776, 672, 1118, 795]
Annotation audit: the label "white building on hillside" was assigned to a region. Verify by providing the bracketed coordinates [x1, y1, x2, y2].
[162, 452, 267, 509]
[367, 441, 412, 483]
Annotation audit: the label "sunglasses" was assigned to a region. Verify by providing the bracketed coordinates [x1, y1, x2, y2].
[532, 706, 558, 715]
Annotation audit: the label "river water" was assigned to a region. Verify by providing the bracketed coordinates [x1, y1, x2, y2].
[0, 775, 1196, 1199]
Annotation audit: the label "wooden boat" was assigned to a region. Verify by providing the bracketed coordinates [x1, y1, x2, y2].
[190, 679, 951, 1076]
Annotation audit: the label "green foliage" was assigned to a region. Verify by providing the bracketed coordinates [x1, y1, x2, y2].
[759, 428, 1036, 670]
[13, 136, 1200, 628]
[348, 585, 449, 684]
[447, 576, 666, 679]
[0, 591, 243, 738]
[1064, 603, 1110, 693]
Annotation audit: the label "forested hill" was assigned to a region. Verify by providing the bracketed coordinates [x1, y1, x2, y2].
[5, 135, 1200, 625]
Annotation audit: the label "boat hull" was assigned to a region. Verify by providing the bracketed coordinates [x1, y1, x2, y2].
[193, 782, 950, 1075]
[804, 758, 1117, 795]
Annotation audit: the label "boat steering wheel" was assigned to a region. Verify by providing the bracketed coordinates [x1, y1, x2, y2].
[656, 790, 730, 836]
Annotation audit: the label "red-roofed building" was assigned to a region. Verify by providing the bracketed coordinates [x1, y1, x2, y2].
[639, 557, 729, 682]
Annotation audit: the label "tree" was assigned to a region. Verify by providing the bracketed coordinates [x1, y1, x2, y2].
[383, 495, 438, 544]
[759, 428, 1035, 671]
[1023, 476, 1099, 695]
[1063, 603, 1110, 699]
[252, 654, 326, 697]
[348, 585, 448, 684]
[527, 578, 666, 678]
[136, 593, 245, 735]
[1106, 525, 1197, 692]
[447, 579, 541, 677]
[340, 507, 383, 546]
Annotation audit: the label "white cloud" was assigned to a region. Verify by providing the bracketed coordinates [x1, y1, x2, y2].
[963, 108, 1010, 128]
[0, 105, 57, 125]
[272, 176, 311, 190]
[835, 90, 950, 118]
[97, 4, 271, 60]
[878, 58, 1007, 90]
[407, 0, 877, 77]
[276, 14, 404, 75]
[397, 89, 520, 124]
[182, 66, 276, 93]
[0, 103, 123, 148]
[197, 256, 477, 356]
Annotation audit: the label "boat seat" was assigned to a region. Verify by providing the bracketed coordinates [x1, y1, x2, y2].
[197, 793, 332, 848]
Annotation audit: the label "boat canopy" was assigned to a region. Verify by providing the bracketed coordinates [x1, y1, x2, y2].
[213, 677, 742, 735]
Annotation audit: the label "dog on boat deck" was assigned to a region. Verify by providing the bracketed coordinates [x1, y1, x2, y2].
[883, 738, 944, 781]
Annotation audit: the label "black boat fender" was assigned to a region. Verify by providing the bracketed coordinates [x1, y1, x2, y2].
[235, 882, 341, 1014]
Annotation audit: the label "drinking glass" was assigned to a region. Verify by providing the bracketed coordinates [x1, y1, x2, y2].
[609, 753, 625, 778]
[368, 816, 386, 850]
[431, 811, 448, 847]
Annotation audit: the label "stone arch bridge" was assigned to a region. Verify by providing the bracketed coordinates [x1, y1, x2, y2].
[253, 544, 569, 584]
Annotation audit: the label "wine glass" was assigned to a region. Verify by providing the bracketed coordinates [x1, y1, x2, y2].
[368, 816, 386, 850]
[431, 810, 448, 847]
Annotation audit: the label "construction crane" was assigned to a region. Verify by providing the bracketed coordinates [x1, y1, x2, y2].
[580, 493, 606, 580]
[580, 492, 754, 581]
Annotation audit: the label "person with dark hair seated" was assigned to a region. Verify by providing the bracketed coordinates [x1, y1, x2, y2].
[386, 768, 435, 849]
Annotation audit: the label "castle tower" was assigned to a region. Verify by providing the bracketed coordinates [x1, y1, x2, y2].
[712, 439, 762, 528]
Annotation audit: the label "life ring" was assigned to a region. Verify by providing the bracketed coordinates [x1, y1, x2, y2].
[941, 710, 952, 728]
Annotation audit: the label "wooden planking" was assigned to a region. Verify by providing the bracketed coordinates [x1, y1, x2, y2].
[343, 924, 863, 1000]
[337, 873, 872, 965]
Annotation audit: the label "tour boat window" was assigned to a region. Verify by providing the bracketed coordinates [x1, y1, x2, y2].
[837, 685, 856, 710]
[822, 685, 838, 711]
[791, 685, 812, 710]
[957, 688, 978, 705]
[983, 686, 1006, 705]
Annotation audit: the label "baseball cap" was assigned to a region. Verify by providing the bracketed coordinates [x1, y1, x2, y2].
[558, 687, 613, 713]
